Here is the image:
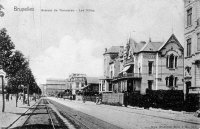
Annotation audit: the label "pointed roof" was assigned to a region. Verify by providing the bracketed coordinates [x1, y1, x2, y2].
[158, 34, 183, 51]
[140, 41, 163, 52]
[128, 38, 146, 53]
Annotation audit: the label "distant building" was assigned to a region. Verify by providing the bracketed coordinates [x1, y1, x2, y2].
[68, 73, 87, 95]
[101, 34, 184, 94]
[46, 79, 67, 96]
[184, 0, 200, 95]
[83, 77, 99, 93]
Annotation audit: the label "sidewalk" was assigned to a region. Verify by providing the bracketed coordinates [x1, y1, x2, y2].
[48, 97, 200, 129]
[0, 95, 37, 128]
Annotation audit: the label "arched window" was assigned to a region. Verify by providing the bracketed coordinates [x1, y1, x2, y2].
[166, 54, 178, 69]
[175, 56, 178, 68]
[169, 54, 174, 68]
[169, 75, 174, 87]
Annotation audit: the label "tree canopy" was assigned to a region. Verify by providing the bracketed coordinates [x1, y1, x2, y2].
[0, 28, 41, 94]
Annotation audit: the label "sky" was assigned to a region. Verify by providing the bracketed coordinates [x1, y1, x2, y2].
[0, 0, 184, 84]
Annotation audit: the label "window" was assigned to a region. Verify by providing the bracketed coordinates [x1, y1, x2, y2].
[148, 80, 153, 90]
[175, 56, 178, 68]
[187, 8, 192, 26]
[81, 83, 84, 87]
[169, 54, 174, 68]
[187, 38, 191, 56]
[166, 54, 178, 69]
[175, 77, 177, 87]
[165, 77, 169, 86]
[102, 81, 105, 91]
[148, 61, 153, 74]
[185, 66, 191, 75]
[169, 75, 174, 87]
[198, 33, 200, 51]
[76, 82, 79, 88]
[109, 83, 112, 91]
[166, 55, 168, 67]
[166, 75, 178, 88]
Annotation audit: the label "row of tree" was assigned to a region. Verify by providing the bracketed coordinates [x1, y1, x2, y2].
[0, 28, 41, 112]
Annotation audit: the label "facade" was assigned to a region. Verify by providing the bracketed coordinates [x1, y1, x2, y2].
[68, 73, 87, 95]
[99, 46, 124, 93]
[101, 34, 184, 95]
[46, 79, 67, 96]
[184, 0, 200, 95]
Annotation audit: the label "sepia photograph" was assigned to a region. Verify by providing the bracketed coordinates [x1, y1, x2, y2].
[0, 0, 200, 128]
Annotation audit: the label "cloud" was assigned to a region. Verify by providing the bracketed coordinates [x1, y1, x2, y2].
[30, 35, 104, 84]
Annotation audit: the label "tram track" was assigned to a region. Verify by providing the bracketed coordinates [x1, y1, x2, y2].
[48, 99, 122, 129]
[7, 99, 64, 129]
[20, 99, 56, 129]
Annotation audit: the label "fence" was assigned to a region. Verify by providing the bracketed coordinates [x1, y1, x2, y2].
[127, 90, 185, 111]
[102, 93, 124, 106]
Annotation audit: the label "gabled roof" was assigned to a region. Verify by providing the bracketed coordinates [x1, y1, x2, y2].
[86, 77, 99, 84]
[140, 41, 163, 52]
[158, 34, 183, 51]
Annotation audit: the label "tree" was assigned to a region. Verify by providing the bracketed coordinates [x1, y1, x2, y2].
[0, 28, 15, 112]
[4, 50, 29, 78]
[5, 50, 29, 106]
[0, 4, 5, 17]
[0, 28, 40, 109]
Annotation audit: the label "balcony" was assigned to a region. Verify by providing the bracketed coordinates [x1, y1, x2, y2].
[113, 73, 142, 80]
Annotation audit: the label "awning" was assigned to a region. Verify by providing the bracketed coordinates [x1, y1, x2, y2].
[121, 65, 131, 72]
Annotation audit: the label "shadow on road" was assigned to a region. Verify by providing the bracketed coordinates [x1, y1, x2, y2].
[10, 124, 67, 129]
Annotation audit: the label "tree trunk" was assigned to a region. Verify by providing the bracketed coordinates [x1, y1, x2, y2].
[16, 93, 18, 107]
[27, 84, 30, 106]
[1, 75, 5, 112]
[23, 87, 25, 104]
